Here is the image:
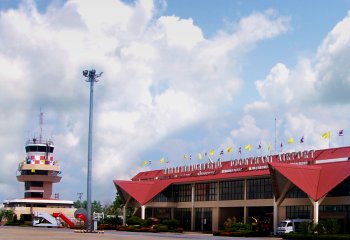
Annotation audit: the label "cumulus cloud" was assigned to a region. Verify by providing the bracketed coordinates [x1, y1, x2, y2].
[0, 0, 290, 202]
[235, 10, 350, 154]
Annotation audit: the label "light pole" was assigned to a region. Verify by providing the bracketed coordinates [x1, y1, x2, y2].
[83, 69, 103, 231]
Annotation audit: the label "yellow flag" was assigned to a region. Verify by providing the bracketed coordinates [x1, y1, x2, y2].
[245, 144, 252, 151]
[31, 169, 35, 173]
[159, 157, 165, 164]
[267, 144, 272, 152]
[288, 137, 294, 144]
[322, 132, 330, 139]
[209, 150, 215, 156]
[142, 160, 148, 166]
[198, 153, 202, 160]
[227, 147, 233, 153]
[183, 154, 188, 160]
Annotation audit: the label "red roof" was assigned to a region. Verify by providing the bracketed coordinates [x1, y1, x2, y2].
[114, 180, 172, 205]
[114, 146, 350, 205]
[115, 170, 270, 205]
[269, 161, 350, 201]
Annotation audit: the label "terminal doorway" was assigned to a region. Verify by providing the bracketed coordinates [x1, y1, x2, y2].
[248, 206, 273, 233]
[218, 207, 244, 230]
[195, 208, 212, 232]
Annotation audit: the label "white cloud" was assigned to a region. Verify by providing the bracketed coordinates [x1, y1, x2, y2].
[240, 10, 350, 154]
[0, 1, 290, 202]
[156, 16, 205, 50]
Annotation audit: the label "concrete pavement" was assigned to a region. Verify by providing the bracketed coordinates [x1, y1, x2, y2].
[0, 226, 282, 240]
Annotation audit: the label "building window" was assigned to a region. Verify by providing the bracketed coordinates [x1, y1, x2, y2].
[174, 208, 191, 231]
[219, 180, 244, 200]
[320, 205, 348, 212]
[247, 178, 273, 199]
[153, 208, 171, 220]
[195, 182, 216, 201]
[174, 184, 192, 202]
[25, 192, 43, 198]
[285, 186, 308, 198]
[152, 186, 173, 202]
[328, 177, 350, 197]
[286, 205, 311, 219]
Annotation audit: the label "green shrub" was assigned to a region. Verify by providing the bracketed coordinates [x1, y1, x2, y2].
[223, 217, 237, 230]
[155, 224, 169, 232]
[19, 214, 25, 224]
[231, 222, 252, 231]
[282, 233, 350, 240]
[321, 219, 340, 234]
[297, 222, 310, 234]
[162, 219, 180, 230]
[126, 216, 147, 226]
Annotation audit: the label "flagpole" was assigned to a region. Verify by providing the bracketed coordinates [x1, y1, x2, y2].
[274, 118, 277, 153]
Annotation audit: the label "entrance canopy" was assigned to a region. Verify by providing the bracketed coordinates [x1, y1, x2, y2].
[269, 160, 350, 201]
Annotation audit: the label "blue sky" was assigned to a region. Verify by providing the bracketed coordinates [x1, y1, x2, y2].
[1, 0, 350, 204]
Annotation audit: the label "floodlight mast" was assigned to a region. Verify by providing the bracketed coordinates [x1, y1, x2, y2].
[83, 69, 102, 232]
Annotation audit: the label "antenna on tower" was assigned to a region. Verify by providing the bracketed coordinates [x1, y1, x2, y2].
[39, 108, 44, 143]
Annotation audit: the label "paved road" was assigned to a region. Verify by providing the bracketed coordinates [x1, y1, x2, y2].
[0, 226, 282, 240]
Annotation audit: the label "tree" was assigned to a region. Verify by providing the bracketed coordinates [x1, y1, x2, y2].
[73, 200, 103, 213]
[0, 210, 15, 223]
[104, 193, 123, 216]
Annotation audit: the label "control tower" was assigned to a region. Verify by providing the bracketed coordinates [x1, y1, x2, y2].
[17, 137, 61, 199]
[3, 111, 75, 223]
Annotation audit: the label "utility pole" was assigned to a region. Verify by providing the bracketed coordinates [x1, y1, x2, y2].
[83, 69, 103, 232]
[77, 192, 83, 202]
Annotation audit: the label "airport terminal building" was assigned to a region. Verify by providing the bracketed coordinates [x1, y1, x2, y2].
[114, 146, 350, 233]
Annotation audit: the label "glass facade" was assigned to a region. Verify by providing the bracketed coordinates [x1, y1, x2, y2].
[219, 180, 244, 200]
[286, 205, 311, 219]
[174, 184, 192, 202]
[174, 208, 191, 231]
[195, 182, 216, 201]
[285, 186, 308, 198]
[154, 208, 171, 220]
[328, 177, 350, 197]
[152, 186, 173, 202]
[195, 208, 212, 232]
[247, 178, 273, 199]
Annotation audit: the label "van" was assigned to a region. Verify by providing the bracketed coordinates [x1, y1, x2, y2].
[277, 219, 311, 235]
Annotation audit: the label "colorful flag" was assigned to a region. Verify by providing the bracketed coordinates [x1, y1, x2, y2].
[258, 143, 262, 149]
[300, 136, 304, 143]
[245, 144, 252, 151]
[288, 137, 294, 144]
[238, 147, 242, 154]
[198, 153, 202, 160]
[339, 130, 344, 136]
[227, 147, 233, 153]
[267, 144, 272, 152]
[159, 157, 165, 164]
[209, 150, 215, 156]
[31, 169, 35, 173]
[322, 132, 330, 139]
[183, 154, 188, 160]
[220, 150, 224, 155]
[280, 142, 283, 148]
[142, 160, 148, 166]
[189, 154, 192, 160]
